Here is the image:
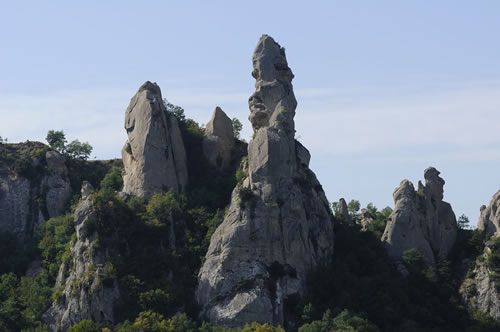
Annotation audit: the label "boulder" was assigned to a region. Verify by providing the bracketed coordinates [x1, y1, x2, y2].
[196, 35, 335, 329]
[381, 167, 457, 271]
[121, 81, 188, 198]
[203, 107, 235, 168]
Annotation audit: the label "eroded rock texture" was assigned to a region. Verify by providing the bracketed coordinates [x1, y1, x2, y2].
[478, 190, 500, 238]
[381, 167, 457, 270]
[0, 142, 71, 241]
[44, 182, 120, 331]
[203, 107, 235, 168]
[196, 35, 334, 329]
[121, 81, 188, 198]
[460, 191, 500, 321]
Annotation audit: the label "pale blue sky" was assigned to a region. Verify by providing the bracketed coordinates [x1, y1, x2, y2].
[1, 1, 499, 225]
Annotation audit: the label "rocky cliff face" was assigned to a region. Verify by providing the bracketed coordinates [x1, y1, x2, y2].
[460, 191, 500, 321]
[196, 35, 335, 329]
[202, 107, 235, 168]
[381, 167, 457, 270]
[121, 81, 188, 198]
[460, 242, 500, 321]
[0, 142, 71, 241]
[44, 182, 120, 331]
[478, 190, 500, 238]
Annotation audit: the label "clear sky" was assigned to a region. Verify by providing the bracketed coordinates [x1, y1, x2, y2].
[1, 1, 499, 226]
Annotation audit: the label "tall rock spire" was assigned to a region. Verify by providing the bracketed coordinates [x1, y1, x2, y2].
[121, 81, 188, 198]
[196, 35, 334, 329]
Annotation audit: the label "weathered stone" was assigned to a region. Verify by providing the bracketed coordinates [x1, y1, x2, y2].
[121, 81, 188, 198]
[44, 183, 120, 331]
[203, 107, 235, 168]
[381, 167, 457, 271]
[359, 208, 374, 231]
[196, 35, 335, 329]
[0, 143, 71, 240]
[81, 181, 94, 200]
[460, 190, 500, 321]
[338, 198, 353, 225]
[460, 242, 500, 321]
[478, 190, 500, 238]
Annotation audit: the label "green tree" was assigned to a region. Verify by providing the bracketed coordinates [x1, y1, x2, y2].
[46, 130, 67, 153]
[232, 118, 243, 139]
[458, 214, 470, 229]
[164, 99, 186, 123]
[65, 139, 93, 160]
[45, 130, 92, 160]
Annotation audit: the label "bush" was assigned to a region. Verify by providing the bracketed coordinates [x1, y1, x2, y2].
[68, 319, 99, 332]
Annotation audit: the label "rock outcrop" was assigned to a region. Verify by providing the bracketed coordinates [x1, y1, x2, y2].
[338, 198, 353, 225]
[203, 107, 235, 168]
[381, 167, 458, 270]
[44, 182, 120, 331]
[121, 81, 188, 198]
[359, 208, 374, 231]
[460, 242, 500, 321]
[196, 35, 335, 329]
[460, 191, 500, 321]
[478, 190, 500, 238]
[0, 142, 71, 240]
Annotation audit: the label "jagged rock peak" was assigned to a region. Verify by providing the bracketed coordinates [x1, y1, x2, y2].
[203, 106, 235, 167]
[196, 35, 334, 329]
[248, 34, 296, 132]
[478, 190, 500, 238]
[121, 81, 188, 198]
[381, 167, 457, 272]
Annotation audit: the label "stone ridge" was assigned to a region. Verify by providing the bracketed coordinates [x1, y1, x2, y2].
[196, 34, 334, 329]
[121, 81, 188, 198]
[381, 167, 458, 272]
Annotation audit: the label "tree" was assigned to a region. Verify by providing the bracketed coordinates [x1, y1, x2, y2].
[0, 136, 6, 143]
[232, 117, 243, 139]
[164, 99, 186, 123]
[46, 130, 67, 153]
[45, 130, 93, 160]
[65, 139, 93, 160]
[458, 214, 470, 229]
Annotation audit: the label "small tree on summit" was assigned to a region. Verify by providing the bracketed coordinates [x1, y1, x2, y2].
[46, 130, 92, 160]
[46, 130, 67, 153]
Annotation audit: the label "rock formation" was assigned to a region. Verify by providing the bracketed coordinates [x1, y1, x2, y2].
[338, 198, 353, 225]
[203, 107, 235, 168]
[460, 190, 500, 321]
[121, 81, 188, 198]
[0, 142, 71, 240]
[44, 182, 120, 331]
[359, 208, 374, 231]
[196, 35, 335, 329]
[381, 167, 458, 270]
[478, 190, 500, 238]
